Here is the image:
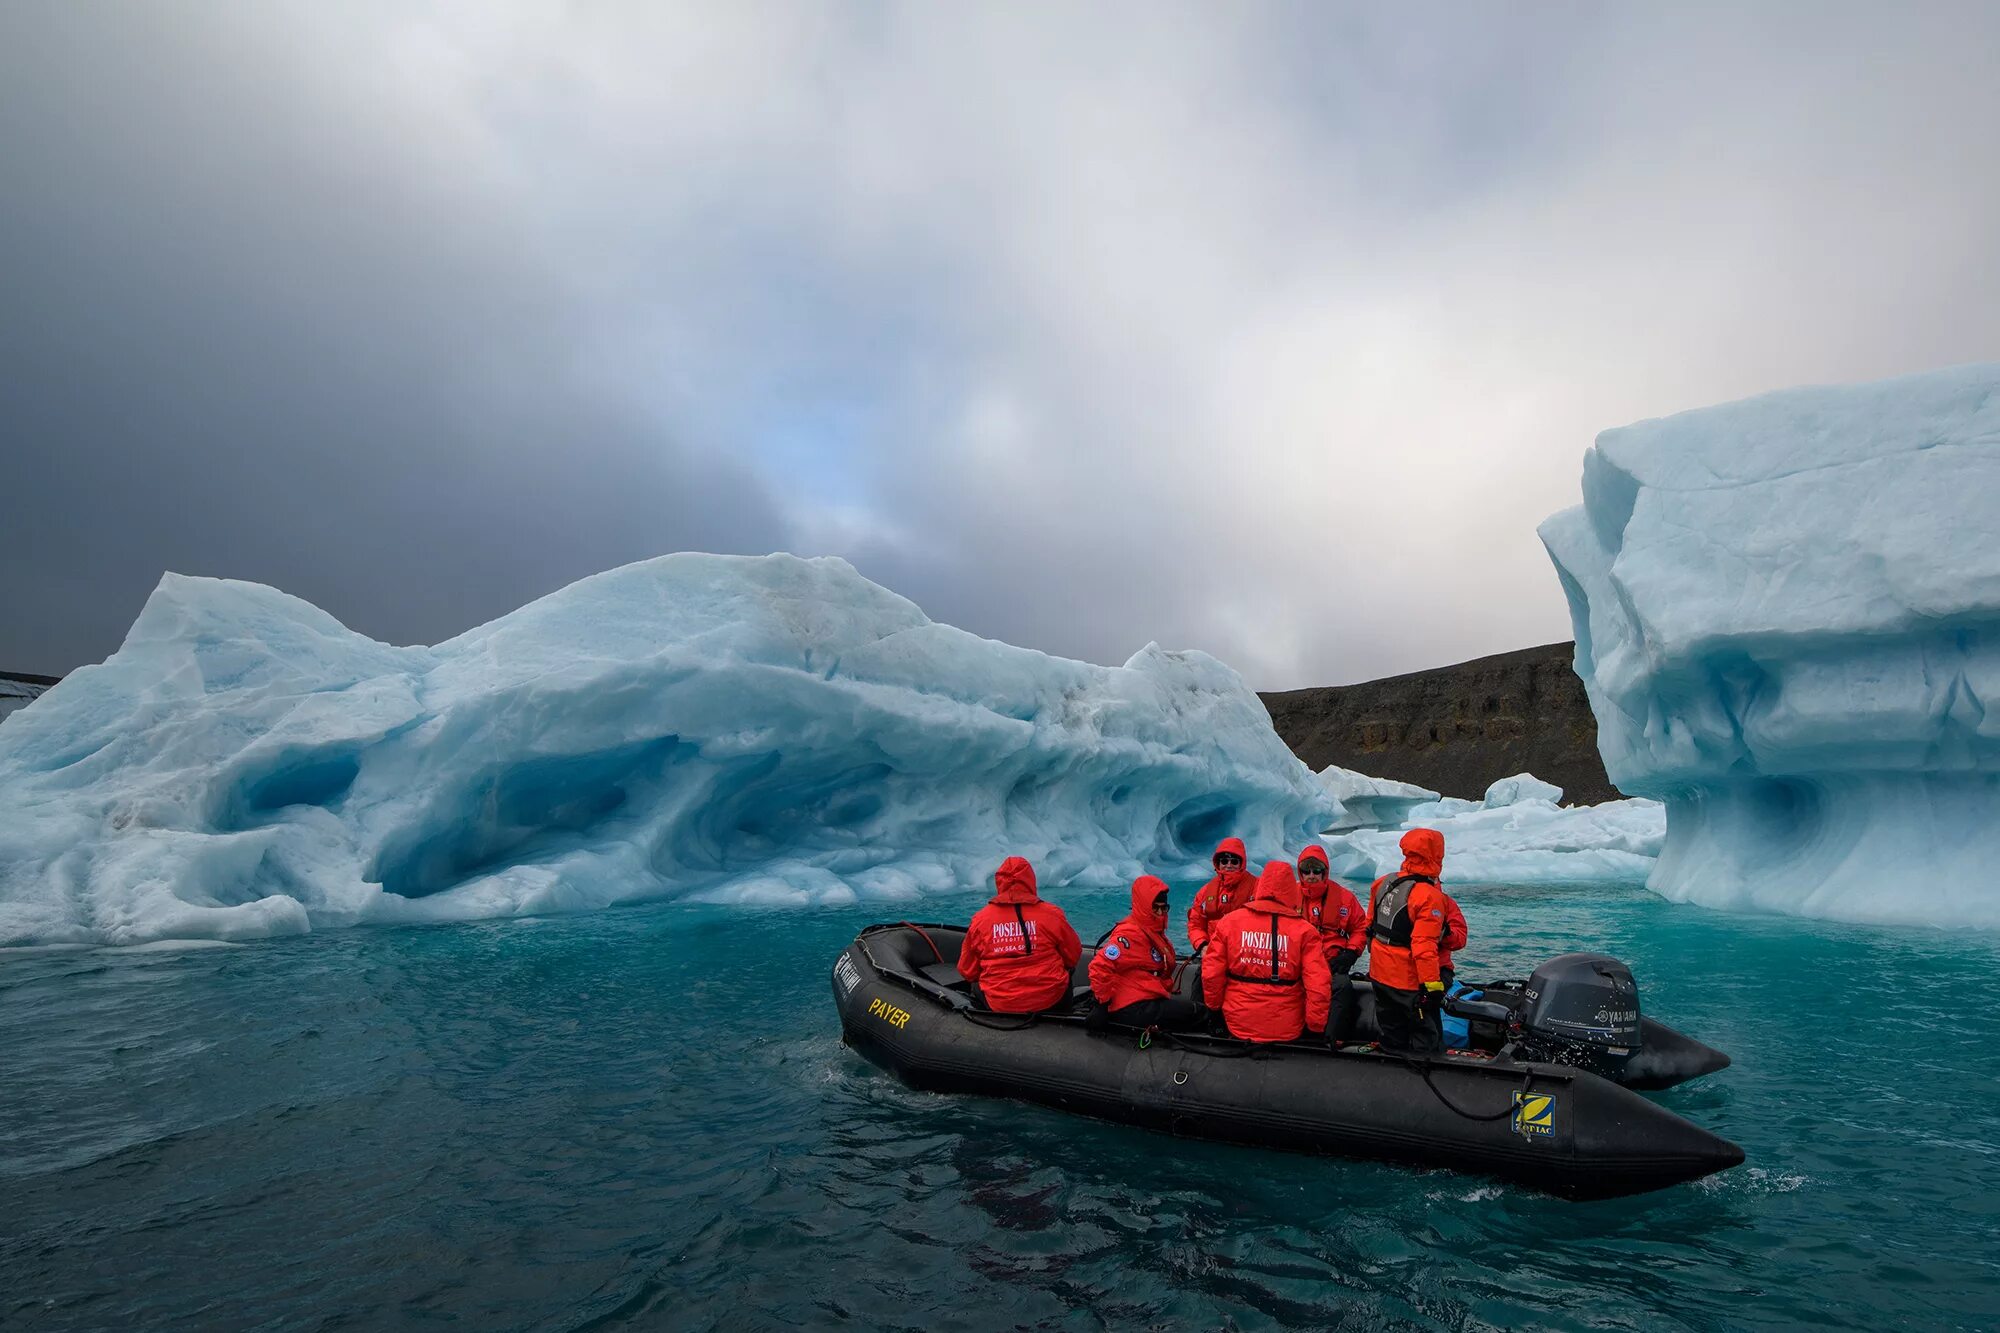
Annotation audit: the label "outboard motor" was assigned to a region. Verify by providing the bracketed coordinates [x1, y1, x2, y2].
[1515, 953, 1642, 1080]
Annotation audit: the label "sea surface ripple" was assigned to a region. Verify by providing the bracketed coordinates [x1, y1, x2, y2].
[3, 882, 1997, 1330]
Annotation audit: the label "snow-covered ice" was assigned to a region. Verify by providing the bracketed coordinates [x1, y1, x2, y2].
[1319, 772, 1664, 887]
[1540, 364, 2000, 928]
[0, 555, 1331, 945]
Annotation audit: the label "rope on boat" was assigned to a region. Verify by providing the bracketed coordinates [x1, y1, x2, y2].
[1407, 1055, 1534, 1122]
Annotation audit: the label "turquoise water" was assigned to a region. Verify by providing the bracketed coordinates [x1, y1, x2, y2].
[4, 881, 1998, 1330]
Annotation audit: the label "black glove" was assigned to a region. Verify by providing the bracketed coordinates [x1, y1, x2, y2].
[1205, 1010, 1232, 1039]
[1330, 947, 1361, 975]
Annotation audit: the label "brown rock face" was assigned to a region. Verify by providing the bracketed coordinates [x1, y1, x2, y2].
[1259, 642, 1619, 806]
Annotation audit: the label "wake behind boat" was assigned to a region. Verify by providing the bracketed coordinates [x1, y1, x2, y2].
[832, 922, 1743, 1200]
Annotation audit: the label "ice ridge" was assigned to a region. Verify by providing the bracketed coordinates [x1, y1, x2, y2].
[0, 555, 1332, 945]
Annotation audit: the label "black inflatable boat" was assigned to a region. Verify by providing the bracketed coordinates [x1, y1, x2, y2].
[832, 922, 1744, 1200]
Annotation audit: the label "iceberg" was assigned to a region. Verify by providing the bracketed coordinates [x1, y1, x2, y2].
[1540, 364, 2000, 928]
[0, 555, 1332, 946]
[1403, 795, 1482, 823]
[1313, 763, 1439, 831]
[1482, 773, 1564, 809]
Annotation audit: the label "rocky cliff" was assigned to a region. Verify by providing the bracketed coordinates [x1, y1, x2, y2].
[0, 671, 57, 726]
[1260, 642, 1618, 805]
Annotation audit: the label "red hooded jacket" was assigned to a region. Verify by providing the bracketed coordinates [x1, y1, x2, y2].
[1438, 893, 1467, 974]
[958, 857, 1083, 1013]
[1366, 829, 1448, 992]
[1088, 875, 1178, 1011]
[1201, 862, 1332, 1042]
[1187, 837, 1255, 950]
[1296, 844, 1368, 960]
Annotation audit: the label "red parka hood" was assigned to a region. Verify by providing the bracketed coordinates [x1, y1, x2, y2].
[1213, 837, 1248, 867]
[991, 855, 1040, 904]
[1245, 861, 1304, 917]
[1295, 845, 1330, 902]
[1128, 874, 1170, 931]
[1398, 828, 1444, 879]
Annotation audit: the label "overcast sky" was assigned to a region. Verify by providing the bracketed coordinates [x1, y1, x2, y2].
[4, 3, 1997, 689]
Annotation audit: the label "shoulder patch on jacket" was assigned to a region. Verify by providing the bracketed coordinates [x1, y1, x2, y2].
[1104, 943, 1122, 960]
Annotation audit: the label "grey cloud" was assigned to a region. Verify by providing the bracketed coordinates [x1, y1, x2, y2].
[5, 3, 1999, 691]
[0, 3, 795, 669]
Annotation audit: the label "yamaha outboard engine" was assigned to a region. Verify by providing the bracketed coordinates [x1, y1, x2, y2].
[1515, 953, 1642, 1080]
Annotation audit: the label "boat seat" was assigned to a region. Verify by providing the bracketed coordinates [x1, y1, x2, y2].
[919, 961, 967, 989]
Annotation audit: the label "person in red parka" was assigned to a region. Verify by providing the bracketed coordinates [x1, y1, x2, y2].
[1296, 844, 1368, 969]
[1200, 861, 1332, 1042]
[1186, 837, 1255, 951]
[958, 856, 1083, 1014]
[1088, 874, 1201, 1030]
[1297, 844, 1368, 1045]
[1366, 828, 1449, 1054]
[1437, 892, 1468, 992]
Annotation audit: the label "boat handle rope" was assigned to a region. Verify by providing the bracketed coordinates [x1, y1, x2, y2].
[1149, 1026, 1257, 1060]
[1145, 1018, 1541, 1097]
[1404, 1055, 1534, 1123]
[945, 987, 1538, 1113]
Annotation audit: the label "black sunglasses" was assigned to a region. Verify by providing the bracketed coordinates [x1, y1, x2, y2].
[1214, 854, 1243, 867]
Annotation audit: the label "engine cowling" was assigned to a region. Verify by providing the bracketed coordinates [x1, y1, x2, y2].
[1515, 952, 1642, 1077]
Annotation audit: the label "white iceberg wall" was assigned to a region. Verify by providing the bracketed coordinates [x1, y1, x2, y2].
[1539, 363, 2000, 927]
[0, 555, 1332, 945]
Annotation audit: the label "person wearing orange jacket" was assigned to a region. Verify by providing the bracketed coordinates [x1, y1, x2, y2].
[1437, 893, 1469, 993]
[1297, 844, 1368, 1045]
[1186, 837, 1255, 952]
[1200, 861, 1332, 1043]
[958, 856, 1083, 1014]
[1365, 828, 1449, 1054]
[1088, 874, 1200, 1029]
